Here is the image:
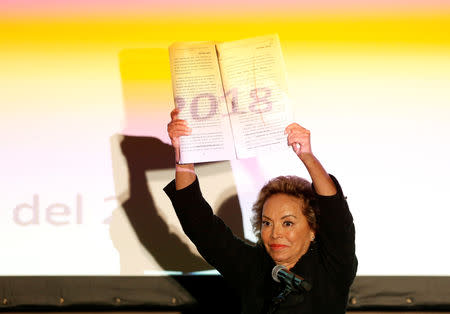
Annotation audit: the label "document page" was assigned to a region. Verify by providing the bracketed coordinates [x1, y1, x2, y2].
[216, 34, 293, 159]
[169, 41, 235, 163]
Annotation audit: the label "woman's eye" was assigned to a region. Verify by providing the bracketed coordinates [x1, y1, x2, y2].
[262, 221, 271, 227]
[283, 221, 293, 227]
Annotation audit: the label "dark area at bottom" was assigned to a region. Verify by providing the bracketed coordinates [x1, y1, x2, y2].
[1, 276, 450, 313]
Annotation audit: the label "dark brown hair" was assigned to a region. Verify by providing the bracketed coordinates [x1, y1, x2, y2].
[251, 176, 318, 243]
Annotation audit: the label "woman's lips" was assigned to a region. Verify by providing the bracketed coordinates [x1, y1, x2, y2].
[270, 244, 288, 250]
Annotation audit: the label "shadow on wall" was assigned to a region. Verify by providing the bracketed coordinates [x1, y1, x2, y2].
[108, 48, 246, 274]
[110, 135, 245, 273]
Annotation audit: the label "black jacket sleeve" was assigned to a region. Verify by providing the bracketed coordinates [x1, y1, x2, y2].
[312, 175, 357, 286]
[164, 177, 260, 289]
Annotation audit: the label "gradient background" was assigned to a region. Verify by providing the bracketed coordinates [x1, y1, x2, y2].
[1, 0, 449, 276]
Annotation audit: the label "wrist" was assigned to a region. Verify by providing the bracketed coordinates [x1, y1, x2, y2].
[299, 152, 315, 163]
[175, 162, 195, 170]
[175, 164, 196, 174]
[175, 163, 196, 190]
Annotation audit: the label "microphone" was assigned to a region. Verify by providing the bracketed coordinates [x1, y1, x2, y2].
[271, 265, 312, 292]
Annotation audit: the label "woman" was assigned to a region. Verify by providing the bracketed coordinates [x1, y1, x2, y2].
[164, 108, 357, 313]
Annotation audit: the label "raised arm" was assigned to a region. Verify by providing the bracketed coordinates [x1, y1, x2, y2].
[167, 108, 196, 190]
[165, 109, 259, 290]
[285, 123, 337, 196]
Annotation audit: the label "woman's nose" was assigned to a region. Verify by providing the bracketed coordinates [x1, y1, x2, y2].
[271, 224, 282, 238]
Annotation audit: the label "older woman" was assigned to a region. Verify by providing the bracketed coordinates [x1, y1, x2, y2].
[164, 109, 357, 313]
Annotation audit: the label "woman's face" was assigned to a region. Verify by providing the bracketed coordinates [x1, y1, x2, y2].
[261, 193, 314, 269]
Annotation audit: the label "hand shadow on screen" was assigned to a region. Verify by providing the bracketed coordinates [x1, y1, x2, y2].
[110, 134, 247, 273]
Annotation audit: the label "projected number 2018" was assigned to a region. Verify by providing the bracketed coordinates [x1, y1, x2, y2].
[175, 87, 272, 120]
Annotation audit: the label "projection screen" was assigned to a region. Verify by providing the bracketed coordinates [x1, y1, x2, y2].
[1, 1, 449, 309]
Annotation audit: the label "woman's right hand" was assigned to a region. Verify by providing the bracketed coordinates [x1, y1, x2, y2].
[168, 108, 196, 189]
[167, 108, 192, 161]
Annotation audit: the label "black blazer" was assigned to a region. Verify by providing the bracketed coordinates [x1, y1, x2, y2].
[164, 175, 357, 314]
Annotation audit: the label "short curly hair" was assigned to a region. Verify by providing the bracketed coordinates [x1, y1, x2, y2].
[251, 176, 318, 243]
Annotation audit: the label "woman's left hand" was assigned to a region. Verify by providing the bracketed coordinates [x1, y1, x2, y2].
[285, 123, 337, 195]
[285, 123, 312, 158]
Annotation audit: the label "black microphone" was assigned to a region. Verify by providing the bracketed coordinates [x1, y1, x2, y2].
[271, 265, 312, 292]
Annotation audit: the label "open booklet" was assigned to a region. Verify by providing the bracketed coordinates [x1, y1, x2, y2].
[169, 34, 293, 164]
